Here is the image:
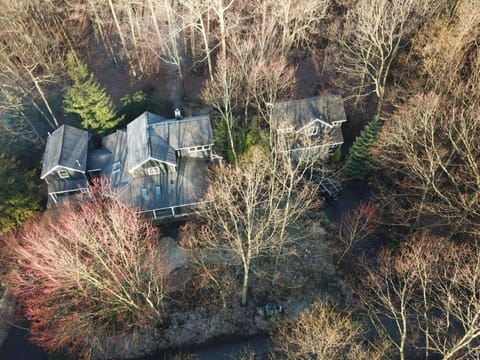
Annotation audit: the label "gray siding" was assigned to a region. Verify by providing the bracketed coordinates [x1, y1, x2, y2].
[132, 159, 173, 178]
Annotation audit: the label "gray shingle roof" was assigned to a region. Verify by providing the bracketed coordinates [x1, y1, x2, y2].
[272, 95, 347, 130]
[150, 115, 213, 149]
[126, 113, 150, 173]
[41, 125, 89, 179]
[149, 132, 177, 166]
[126, 112, 212, 173]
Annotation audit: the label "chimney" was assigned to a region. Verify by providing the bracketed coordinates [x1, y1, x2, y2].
[174, 108, 182, 120]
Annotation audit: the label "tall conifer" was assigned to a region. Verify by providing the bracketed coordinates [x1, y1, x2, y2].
[345, 118, 380, 180]
[63, 53, 121, 135]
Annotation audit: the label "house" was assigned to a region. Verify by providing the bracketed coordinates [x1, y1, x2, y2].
[40, 125, 91, 204]
[41, 111, 215, 219]
[271, 94, 347, 159]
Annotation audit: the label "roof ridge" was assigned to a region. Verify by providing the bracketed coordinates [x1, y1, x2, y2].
[148, 115, 209, 127]
[58, 124, 67, 166]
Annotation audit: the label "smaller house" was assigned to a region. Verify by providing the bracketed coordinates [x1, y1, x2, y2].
[271, 95, 347, 159]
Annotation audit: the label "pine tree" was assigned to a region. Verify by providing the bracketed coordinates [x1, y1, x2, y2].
[63, 53, 121, 135]
[345, 118, 381, 180]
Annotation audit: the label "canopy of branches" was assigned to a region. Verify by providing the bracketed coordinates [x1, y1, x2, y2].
[6, 182, 168, 357]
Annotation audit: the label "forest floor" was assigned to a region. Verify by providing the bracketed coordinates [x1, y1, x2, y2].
[91, 223, 344, 359]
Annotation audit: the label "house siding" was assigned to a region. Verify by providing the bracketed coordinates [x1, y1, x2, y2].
[46, 167, 85, 183]
[132, 159, 173, 178]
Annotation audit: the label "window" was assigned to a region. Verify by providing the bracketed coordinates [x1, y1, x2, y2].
[141, 188, 148, 199]
[308, 126, 319, 136]
[189, 146, 209, 153]
[147, 167, 160, 175]
[155, 186, 161, 197]
[57, 170, 69, 179]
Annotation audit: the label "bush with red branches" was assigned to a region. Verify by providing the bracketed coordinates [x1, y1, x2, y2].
[7, 180, 168, 357]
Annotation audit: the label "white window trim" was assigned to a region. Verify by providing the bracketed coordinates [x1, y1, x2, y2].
[188, 145, 210, 153]
[58, 169, 69, 179]
[147, 166, 160, 175]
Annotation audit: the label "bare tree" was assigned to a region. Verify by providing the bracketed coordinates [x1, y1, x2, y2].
[412, 0, 480, 95]
[0, 89, 43, 145]
[356, 232, 480, 360]
[374, 93, 480, 240]
[181, 147, 281, 307]
[356, 247, 416, 360]
[202, 52, 244, 163]
[181, 146, 318, 306]
[179, 0, 216, 79]
[0, 0, 86, 129]
[7, 180, 169, 358]
[334, 0, 445, 116]
[272, 301, 390, 359]
[412, 236, 480, 359]
[335, 202, 378, 266]
[273, 0, 331, 53]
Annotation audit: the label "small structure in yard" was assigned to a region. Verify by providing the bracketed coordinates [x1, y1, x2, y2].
[271, 95, 347, 159]
[305, 169, 341, 203]
[257, 302, 284, 318]
[41, 112, 216, 219]
[319, 177, 341, 203]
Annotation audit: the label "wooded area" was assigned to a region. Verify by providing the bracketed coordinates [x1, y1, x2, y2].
[0, 0, 479, 359]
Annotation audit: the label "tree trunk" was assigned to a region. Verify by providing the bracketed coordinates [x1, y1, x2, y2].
[26, 69, 58, 129]
[88, 0, 119, 68]
[107, 0, 137, 76]
[241, 263, 249, 307]
[199, 16, 213, 81]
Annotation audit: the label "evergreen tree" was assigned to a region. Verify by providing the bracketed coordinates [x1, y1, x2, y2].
[0, 153, 40, 234]
[63, 53, 121, 135]
[345, 118, 381, 180]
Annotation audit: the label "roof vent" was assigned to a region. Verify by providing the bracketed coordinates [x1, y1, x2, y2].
[76, 160, 81, 167]
[47, 132, 51, 138]
[174, 108, 182, 120]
